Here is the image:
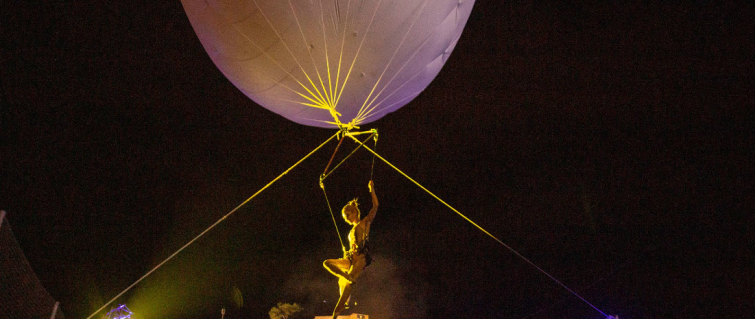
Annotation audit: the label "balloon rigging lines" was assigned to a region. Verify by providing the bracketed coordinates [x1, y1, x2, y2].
[207, 0, 461, 128]
[354, 0, 430, 126]
[316, 0, 335, 108]
[355, 2, 463, 125]
[289, 0, 333, 108]
[208, 0, 331, 117]
[208, 1, 327, 111]
[252, 0, 386, 128]
[333, 0, 383, 125]
[250, 0, 332, 109]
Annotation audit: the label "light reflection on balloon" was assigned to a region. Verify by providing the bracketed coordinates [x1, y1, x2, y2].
[182, 0, 476, 128]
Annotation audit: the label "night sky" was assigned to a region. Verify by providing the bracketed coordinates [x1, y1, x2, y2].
[2, 1, 754, 318]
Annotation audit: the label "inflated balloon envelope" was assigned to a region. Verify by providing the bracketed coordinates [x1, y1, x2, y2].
[182, 0, 476, 128]
[91, 5, 617, 318]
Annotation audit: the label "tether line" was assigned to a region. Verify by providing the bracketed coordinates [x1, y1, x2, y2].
[86, 131, 340, 319]
[347, 135, 609, 318]
[322, 134, 346, 176]
[320, 181, 345, 250]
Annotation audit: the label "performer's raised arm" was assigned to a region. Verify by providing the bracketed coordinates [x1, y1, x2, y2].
[364, 180, 378, 223]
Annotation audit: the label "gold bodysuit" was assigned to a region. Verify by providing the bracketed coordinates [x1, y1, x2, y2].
[345, 223, 372, 266]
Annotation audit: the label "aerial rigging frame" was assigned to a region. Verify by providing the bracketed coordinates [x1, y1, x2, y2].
[319, 128, 378, 252]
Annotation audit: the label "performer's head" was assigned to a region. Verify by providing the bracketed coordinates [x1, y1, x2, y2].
[342, 198, 360, 225]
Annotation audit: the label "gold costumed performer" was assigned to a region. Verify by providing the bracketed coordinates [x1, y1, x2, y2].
[323, 180, 378, 319]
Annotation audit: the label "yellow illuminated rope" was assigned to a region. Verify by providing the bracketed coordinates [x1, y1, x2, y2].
[86, 131, 341, 319]
[251, 0, 330, 107]
[334, 0, 383, 109]
[347, 135, 610, 318]
[320, 181, 345, 251]
[355, 0, 430, 123]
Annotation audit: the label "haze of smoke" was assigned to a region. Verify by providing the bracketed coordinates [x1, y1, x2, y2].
[285, 253, 428, 319]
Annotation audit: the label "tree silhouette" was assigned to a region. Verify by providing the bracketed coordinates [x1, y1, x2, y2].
[268, 302, 303, 319]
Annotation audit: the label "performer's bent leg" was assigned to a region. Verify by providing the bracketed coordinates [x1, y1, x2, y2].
[328, 255, 368, 318]
[323, 258, 353, 283]
[331, 257, 367, 318]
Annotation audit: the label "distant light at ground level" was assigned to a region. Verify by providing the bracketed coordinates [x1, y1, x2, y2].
[105, 304, 132, 319]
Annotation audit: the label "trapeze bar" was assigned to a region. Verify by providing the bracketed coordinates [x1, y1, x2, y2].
[344, 129, 378, 137]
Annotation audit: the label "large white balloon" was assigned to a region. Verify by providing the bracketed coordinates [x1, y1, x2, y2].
[182, 0, 475, 128]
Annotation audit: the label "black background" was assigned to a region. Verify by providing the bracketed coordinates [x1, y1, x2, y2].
[2, 1, 753, 318]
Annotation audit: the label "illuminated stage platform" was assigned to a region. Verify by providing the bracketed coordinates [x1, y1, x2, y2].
[314, 314, 368, 319]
